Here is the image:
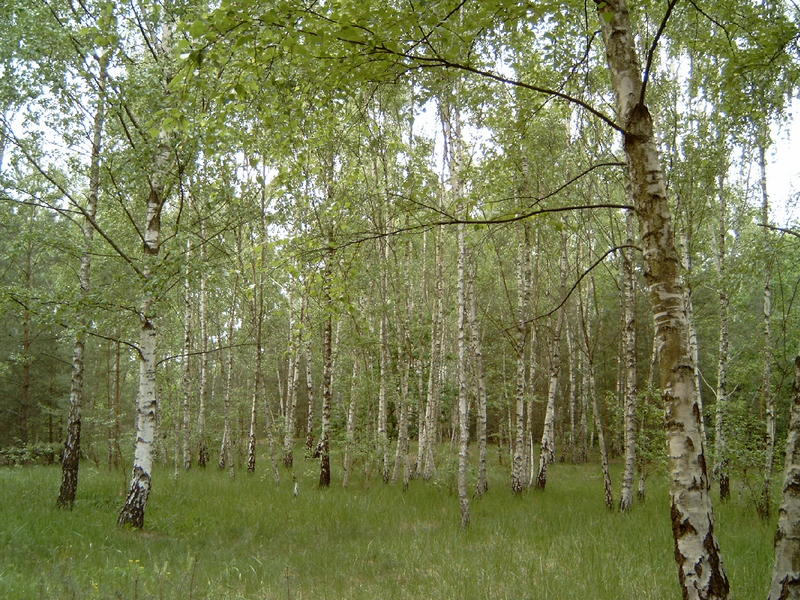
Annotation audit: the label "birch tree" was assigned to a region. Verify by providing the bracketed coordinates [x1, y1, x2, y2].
[595, 1, 729, 595]
[57, 49, 108, 509]
[619, 209, 638, 512]
[116, 134, 174, 529]
[768, 354, 800, 599]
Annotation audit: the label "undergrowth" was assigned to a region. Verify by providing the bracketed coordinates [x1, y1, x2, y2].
[0, 456, 775, 599]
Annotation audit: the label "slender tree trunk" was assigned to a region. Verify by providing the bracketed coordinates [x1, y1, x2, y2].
[117, 133, 171, 529]
[578, 335, 589, 463]
[681, 230, 706, 447]
[109, 339, 122, 469]
[469, 258, 489, 496]
[512, 225, 531, 493]
[181, 242, 192, 471]
[456, 220, 470, 526]
[304, 340, 316, 452]
[536, 305, 562, 489]
[20, 214, 33, 445]
[378, 290, 391, 483]
[392, 271, 413, 486]
[283, 290, 305, 470]
[768, 355, 800, 599]
[591, 358, 613, 510]
[714, 174, 730, 501]
[58, 53, 107, 508]
[197, 223, 209, 467]
[319, 291, 333, 487]
[759, 142, 776, 520]
[567, 318, 578, 462]
[620, 209, 638, 512]
[422, 228, 444, 480]
[596, 2, 729, 595]
[246, 392, 257, 473]
[343, 360, 358, 488]
[219, 279, 237, 476]
[536, 229, 566, 489]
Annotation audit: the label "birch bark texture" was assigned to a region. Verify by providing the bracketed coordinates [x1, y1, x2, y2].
[714, 175, 730, 500]
[117, 135, 172, 528]
[318, 256, 333, 488]
[595, 1, 729, 596]
[759, 143, 775, 520]
[512, 225, 531, 494]
[768, 355, 800, 600]
[619, 208, 638, 512]
[57, 51, 108, 509]
[536, 229, 566, 489]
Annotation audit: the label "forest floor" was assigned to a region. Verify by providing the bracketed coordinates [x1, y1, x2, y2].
[0, 456, 775, 599]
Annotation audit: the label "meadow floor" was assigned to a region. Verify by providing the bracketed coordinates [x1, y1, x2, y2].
[0, 459, 775, 599]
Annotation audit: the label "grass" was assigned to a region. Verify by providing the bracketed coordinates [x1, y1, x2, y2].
[0, 455, 776, 600]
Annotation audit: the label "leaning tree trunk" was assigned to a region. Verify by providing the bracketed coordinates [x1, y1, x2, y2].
[536, 230, 566, 490]
[714, 174, 730, 501]
[57, 52, 107, 509]
[759, 142, 776, 520]
[596, 2, 729, 596]
[619, 209, 638, 512]
[117, 134, 171, 529]
[680, 226, 706, 447]
[768, 354, 800, 599]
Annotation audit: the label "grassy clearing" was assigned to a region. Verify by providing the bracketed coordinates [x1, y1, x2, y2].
[0, 458, 774, 599]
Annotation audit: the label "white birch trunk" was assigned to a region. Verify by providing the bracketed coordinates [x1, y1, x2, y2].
[219, 279, 237, 477]
[117, 131, 172, 528]
[512, 226, 531, 493]
[456, 220, 470, 526]
[536, 232, 566, 489]
[566, 318, 578, 462]
[681, 231, 706, 446]
[181, 247, 192, 471]
[469, 258, 489, 496]
[768, 355, 800, 599]
[392, 271, 413, 487]
[422, 228, 444, 480]
[714, 175, 730, 500]
[760, 143, 776, 519]
[596, 2, 729, 595]
[378, 298, 390, 482]
[197, 222, 209, 467]
[620, 209, 638, 512]
[58, 52, 107, 508]
[319, 253, 333, 487]
[304, 340, 316, 452]
[342, 360, 358, 488]
[246, 392, 257, 473]
[283, 290, 304, 470]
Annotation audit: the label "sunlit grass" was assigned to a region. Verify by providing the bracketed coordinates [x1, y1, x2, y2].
[0, 454, 775, 599]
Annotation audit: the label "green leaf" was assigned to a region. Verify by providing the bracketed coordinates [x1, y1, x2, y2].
[189, 19, 209, 38]
[338, 26, 365, 43]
